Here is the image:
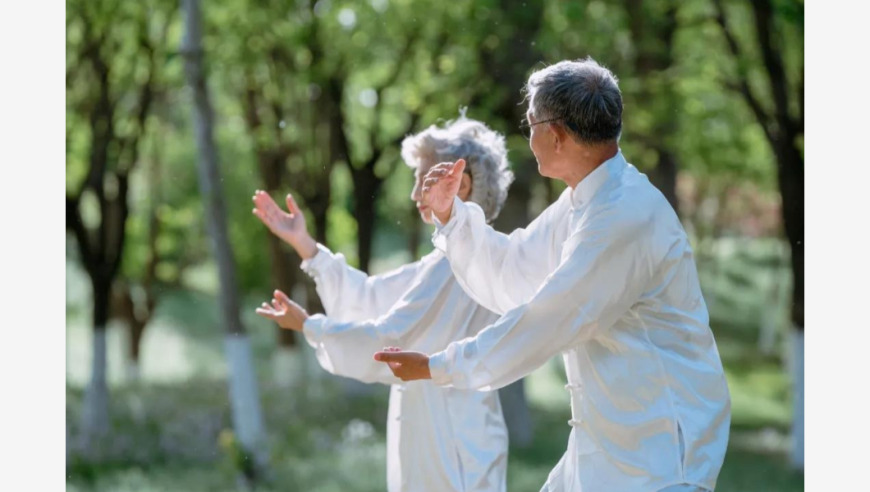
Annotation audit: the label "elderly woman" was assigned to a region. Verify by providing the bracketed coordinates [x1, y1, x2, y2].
[252, 116, 515, 492]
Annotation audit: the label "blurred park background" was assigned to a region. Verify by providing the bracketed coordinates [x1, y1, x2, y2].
[65, 0, 804, 490]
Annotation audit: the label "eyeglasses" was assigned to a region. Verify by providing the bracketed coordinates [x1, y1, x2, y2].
[520, 117, 563, 139]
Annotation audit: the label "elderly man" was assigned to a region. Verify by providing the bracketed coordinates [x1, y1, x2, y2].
[253, 116, 514, 492]
[374, 58, 731, 492]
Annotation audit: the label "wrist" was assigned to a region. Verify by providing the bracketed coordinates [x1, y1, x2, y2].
[434, 202, 453, 225]
[294, 236, 318, 260]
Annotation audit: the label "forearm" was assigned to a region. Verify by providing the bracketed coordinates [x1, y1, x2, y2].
[434, 198, 546, 314]
[429, 216, 653, 391]
[302, 245, 419, 320]
[427, 306, 561, 391]
[303, 315, 403, 385]
[289, 234, 317, 260]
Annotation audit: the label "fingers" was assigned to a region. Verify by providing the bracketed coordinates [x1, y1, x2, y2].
[259, 301, 282, 314]
[259, 302, 274, 312]
[255, 309, 274, 319]
[262, 193, 283, 220]
[274, 289, 294, 307]
[426, 159, 465, 178]
[374, 348, 406, 373]
[425, 164, 452, 180]
[252, 190, 271, 209]
[252, 190, 285, 220]
[426, 168, 449, 179]
[252, 192, 273, 223]
[423, 160, 464, 189]
[382, 347, 404, 371]
[255, 305, 278, 319]
[285, 194, 301, 216]
[373, 349, 410, 363]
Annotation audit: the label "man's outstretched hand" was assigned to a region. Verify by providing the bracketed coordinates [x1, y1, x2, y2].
[421, 159, 465, 225]
[374, 348, 432, 381]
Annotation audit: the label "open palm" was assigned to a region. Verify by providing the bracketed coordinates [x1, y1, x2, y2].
[422, 159, 465, 222]
[252, 190, 310, 247]
[255, 289, 308, 332]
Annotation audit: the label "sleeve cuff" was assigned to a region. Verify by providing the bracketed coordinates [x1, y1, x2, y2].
[300, 243, 333, 276]
[432, 196, 466, 252]
[428, 349, 453, 386]
[301, 314, 328, 348]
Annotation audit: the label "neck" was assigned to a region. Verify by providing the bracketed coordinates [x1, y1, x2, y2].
[561, 142, 619, 188]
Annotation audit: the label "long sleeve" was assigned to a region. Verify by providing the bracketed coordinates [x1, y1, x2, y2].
[303, 256, 497, 385]
[301, 243, 423, 322]
[428, 204, 663, 391]
[431, 192, 572, 315]
[302, 312, 403, 385]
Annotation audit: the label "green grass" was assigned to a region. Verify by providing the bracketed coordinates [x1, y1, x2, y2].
[66, 377, 802, 492]
[66, 237, 802, 491]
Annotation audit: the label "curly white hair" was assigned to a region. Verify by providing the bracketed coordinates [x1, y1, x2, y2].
[401, 115, 514, 223]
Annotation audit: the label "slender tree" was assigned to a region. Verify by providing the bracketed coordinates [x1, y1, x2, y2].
[712, 0, 804, 469]
[181, 0, 269, 483]
[66, 0, 172, 455]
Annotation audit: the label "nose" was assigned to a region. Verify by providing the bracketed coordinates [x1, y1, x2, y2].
[410, 181, 421, 202]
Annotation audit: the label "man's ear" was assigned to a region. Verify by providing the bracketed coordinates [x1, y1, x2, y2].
[550, 122, 568, 152]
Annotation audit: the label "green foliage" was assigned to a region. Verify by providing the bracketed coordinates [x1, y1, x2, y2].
[66, 2, 803, 487]
[67, 0, 801, 294]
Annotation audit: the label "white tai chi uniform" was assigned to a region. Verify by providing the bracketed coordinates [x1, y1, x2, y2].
[301, 245, 508, 492]
[427, 151, 730, 492]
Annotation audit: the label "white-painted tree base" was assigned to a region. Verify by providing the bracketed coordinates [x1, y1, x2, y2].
[125, 361, 141, 383]
[759, 242, 790, 356]
[789, 329, 804, 470]
[272, 346, 304, 388]
[80, 329, 110, 456]
[225, 335, 269, 471]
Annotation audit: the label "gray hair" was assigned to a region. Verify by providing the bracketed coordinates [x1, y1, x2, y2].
[525, 57, 623, 144]
[401, 116, 514, 223]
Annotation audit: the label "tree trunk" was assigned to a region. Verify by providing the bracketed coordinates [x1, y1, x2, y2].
[126, 315, 146, 382]
[352, 169, 382, 272]
[625, 0, 681, 216]
[777, 138, 803, 471]
[776, 142, 804, 331]
[789, 329, 804, 469]
[273, 283, 306, 389]
[111, 282, 150, 382]
[647, 148, 680, 215]
[713, 0, 804, 467]
[266, 232, 300, 349]
[79, 278, 112, 458]
[181, 0, 268, 483]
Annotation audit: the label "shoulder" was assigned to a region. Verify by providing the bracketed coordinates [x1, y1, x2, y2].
[583, 177, 669, 240]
